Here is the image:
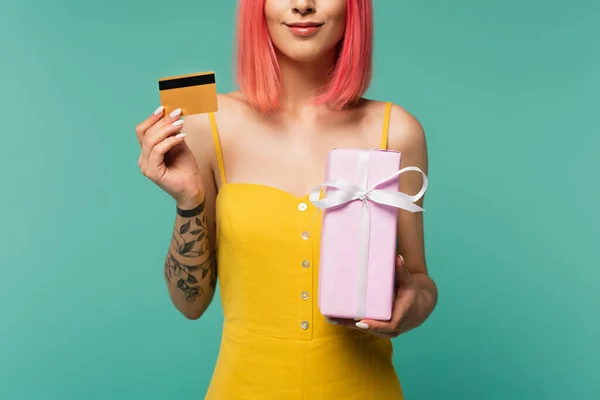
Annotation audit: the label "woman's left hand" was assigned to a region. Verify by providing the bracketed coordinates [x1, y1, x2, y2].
[326, 255, 424, 338]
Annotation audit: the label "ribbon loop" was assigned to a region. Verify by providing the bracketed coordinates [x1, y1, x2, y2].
[309, 166, 428, 213]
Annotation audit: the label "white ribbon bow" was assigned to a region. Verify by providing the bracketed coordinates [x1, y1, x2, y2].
[308, 150, 428, 320]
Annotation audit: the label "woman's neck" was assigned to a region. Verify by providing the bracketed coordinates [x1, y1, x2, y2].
[276, 49, 337, 117]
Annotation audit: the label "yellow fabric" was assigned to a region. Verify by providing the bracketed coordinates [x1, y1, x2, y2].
[209, 112, 227, 184]
[381, 101, 392, 150]
[205, 103, 403, 400]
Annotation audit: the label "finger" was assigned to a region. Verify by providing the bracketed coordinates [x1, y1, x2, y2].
[351, 318, 398, 339]
[135, 105, 165, 145]
[387, 289, 417, 329]
[141, 119, 184, 163]
[325, 317, 356, 327]
[144, 107, 182, 141]
[326, 316, 392, 333]
[326, 317, 372, 332]
[325, 317, 395, 338]
[345, 320, 394, 338]
[147, 133, 187, 170]
[355, 318, 395, 333]
[137, 106, 182, 147]
[354, 288, 415, 334]
[394, 254, 404, 278]
[395, 254, 413, 287]
[142, 107, 183, 148]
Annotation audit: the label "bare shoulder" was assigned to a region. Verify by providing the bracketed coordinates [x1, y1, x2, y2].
[183, 92, 241, 143]
[180, 91, 250, 185]
[366, 100, 429, 209]
[182, 92, 245, 138]
[385, 102, 428, 175]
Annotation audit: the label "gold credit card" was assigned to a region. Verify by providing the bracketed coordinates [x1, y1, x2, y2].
[158, 71, 218, 116]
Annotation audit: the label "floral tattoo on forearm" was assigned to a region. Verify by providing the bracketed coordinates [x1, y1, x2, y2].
[164, 200, 217, 302]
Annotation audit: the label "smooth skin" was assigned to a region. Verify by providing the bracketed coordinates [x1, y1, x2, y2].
[135, 0, 437, 337]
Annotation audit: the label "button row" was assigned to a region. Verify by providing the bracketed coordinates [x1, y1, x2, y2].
[298, 201, 311, 336]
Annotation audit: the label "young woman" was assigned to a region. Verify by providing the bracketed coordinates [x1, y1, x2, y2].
[135, 0, 438, 398]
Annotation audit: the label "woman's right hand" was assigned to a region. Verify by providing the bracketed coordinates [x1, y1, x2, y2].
[135, 106, 205, 209]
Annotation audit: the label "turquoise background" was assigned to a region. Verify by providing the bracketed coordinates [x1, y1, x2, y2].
[1, 0, 598, 399]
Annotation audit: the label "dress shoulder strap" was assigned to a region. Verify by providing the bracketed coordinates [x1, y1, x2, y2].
[209, 112, 227, 185]
[380, 101, 393, 150]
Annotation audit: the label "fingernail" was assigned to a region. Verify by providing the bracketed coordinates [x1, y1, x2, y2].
[169, 108, 182, 118]
[175, 133, 186, 139]
[153, 105, 164, 116]
[355, 322, 369, 330]
[171, 120, 184, 127]
[325, 317, 337, 325]
[398, 255, 405, 266]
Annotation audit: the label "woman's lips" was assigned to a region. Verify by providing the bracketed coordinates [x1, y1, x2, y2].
[285, 22, 323, 37]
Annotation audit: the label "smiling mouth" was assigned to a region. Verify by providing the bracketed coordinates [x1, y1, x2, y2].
[285, 22, 324, 28]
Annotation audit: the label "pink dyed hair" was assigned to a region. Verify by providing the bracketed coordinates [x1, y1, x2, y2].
[235, 0, 373, 113]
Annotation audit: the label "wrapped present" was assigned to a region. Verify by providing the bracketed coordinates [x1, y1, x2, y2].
[309, 148, 428, 321]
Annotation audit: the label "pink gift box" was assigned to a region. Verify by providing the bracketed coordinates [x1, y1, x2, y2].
[310, 148, 427, 321]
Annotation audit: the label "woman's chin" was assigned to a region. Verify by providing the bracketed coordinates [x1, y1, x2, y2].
[277, 47, 336, 64]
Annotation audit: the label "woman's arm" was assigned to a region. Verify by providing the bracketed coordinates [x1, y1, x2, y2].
[163, 114, 221, 320]
[388, 103, 438, 332]
[342, 103, 438, 337]
[163, 193, 216, 319]
[326, 103, 438, 336]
